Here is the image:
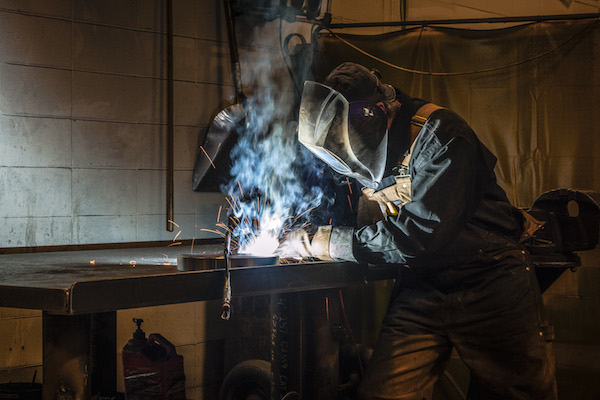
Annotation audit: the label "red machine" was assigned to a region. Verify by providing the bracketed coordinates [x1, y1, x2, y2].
[122, 318, 186, 400]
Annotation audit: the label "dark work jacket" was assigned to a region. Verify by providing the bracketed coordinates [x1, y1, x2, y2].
[352, 95, 525, 272]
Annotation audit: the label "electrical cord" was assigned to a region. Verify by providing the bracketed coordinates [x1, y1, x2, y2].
[322, 19, 600, 76]
[279, 18, 305, 96]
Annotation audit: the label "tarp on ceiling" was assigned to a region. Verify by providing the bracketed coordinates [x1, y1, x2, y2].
[311, 19, 600, 208]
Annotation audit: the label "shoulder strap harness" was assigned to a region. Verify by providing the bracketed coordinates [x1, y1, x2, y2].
[359, 103, 444, 220]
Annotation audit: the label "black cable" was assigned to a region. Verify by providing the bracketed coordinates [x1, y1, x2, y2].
[322, 20, 599, 76]
[279, 18, 305, 96]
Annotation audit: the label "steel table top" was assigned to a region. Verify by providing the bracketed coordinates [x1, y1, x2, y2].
[0, 245, 398, 315]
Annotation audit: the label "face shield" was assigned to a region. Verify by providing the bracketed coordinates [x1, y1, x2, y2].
[298, 81, 388, 189]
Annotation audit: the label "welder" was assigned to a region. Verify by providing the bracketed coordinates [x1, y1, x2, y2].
[277, 62, 558, 399]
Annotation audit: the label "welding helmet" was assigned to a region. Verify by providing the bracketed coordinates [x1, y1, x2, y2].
[298, 81, 388, 189]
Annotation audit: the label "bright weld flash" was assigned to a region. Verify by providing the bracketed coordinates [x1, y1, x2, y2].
[239, 211, 285, 257]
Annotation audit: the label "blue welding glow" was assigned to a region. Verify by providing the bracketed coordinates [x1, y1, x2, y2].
[222, 89, 328, 255]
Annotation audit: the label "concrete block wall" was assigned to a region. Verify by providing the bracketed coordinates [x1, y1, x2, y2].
[0, 0, 234, 249]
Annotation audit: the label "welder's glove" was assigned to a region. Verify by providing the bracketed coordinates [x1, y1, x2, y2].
[275, 226, 357, 262]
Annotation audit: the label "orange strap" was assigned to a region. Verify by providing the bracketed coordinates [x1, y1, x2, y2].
[410, 103, 443, 138]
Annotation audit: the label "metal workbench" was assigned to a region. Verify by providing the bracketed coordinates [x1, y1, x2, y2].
[0, 245, 398, 400]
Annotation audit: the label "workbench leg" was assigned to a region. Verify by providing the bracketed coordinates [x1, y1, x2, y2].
[302, 290, 340, 400]
[270, 290, 340, 400]
[42, 312, 117, 400]
[271, 293, 303, 399]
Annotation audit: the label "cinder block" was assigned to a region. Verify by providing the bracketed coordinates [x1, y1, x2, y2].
[138, 32, 167, 79]
[173, 0, 197, 37]
[72, 215, 137, 244]
[0, 115, 71, 167]
[72, 120, 139, 168]
[137, 77, 167, 124]
[136, 213, 196, 242]
[174, 81, 199, 126]
[175, 125, 199, 170]
[73, 0, 137, 28]
[176, 344, 197, 388]
[174, 36, 197, 82]
[0, 0, 72, 18]
[0, 308, 41, 319]
[72, 71, 138, 122]
[0, 12, 71, 67]
[0, 316, 42, 368]
[73, 23, 137, 75]
[175, 170, 197, 214]
[0, 167, 71, 218]
[136, 123, 167, 169]
[137, 169, 165, 214]
[0, 64, 71, 117]
[72, 169, 137, 215]
[196, 0, 227, 41]
[197, 38, 231, 85]
[137, 0, 166, 32]
[0, 216, 73, 247]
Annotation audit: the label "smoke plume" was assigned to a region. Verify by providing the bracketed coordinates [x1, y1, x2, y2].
[221, 22, 329, 255]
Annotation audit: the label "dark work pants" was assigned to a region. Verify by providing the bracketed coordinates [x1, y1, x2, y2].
[357, 248, 557, 400]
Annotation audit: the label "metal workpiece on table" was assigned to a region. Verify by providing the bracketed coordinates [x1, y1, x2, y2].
[177, 252, 225, 271]
[177, 253, 279, 271]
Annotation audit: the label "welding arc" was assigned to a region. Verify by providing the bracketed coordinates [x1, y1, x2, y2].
[325, 20, 600, 76]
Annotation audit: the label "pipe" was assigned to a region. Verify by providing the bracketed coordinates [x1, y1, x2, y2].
[166, 0, 174, 232]
[325, 13, 600, 29]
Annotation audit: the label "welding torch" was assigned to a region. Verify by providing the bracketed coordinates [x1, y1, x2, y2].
[221, 230, 232, 320]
